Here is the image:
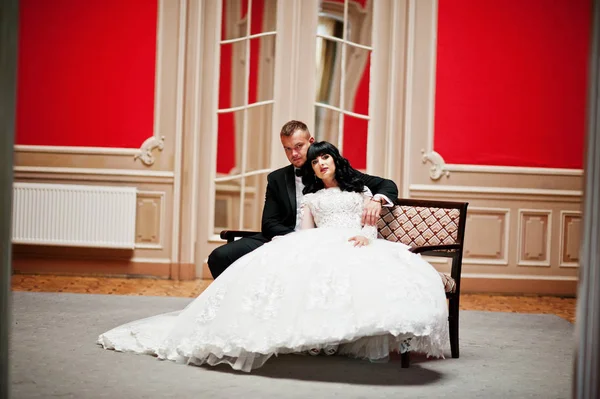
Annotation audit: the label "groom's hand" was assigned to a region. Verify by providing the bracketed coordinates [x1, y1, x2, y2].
[362, 197, 382, 226]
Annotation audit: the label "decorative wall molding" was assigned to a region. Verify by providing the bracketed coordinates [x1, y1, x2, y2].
[14, 145, 139, 155]
[420, 148, 583, 179]
[400, 0, 415, 198]
[135, 191, 166, 250]
[184, 0, 205, 266]
[397, 0, 584, 293]
[445, 163, 584, 176]
[209, 233, 225, 243]
[130, 257, 173, 264]
[421, 149, 450, 180]
[463, 207, 510, 265]
[415, 0, 584, 183]
[559, 210, 582, 268]
[410, 184, 583, 197]
[134, 135, 166, 166]
[15, 0, 172, 164]
[422, 256, 449, 264]
[14, 166, 174, 179]
[461, 273, 578, 281]
[516, 209, 552, 267]
[425, 0, 439, 167]
[170, 0, 188, 266]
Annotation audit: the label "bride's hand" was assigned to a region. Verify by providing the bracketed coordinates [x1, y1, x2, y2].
[348, 235, 369, 247]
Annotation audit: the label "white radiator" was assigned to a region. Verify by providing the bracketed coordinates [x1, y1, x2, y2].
[12, 182, 137, 249]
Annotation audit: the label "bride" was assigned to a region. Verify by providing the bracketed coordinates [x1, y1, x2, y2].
[98, 141, 449, 372]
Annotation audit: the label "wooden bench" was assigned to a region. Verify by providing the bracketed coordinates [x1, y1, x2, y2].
[220, 197, 469, 368]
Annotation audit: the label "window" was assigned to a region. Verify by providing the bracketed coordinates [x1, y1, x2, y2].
[314, 0, 373, 170]
[214, 0, 278, 234]
[207, 0, 382, 243]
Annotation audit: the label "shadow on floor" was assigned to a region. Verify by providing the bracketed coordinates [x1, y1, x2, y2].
[202, 353, 445, 386]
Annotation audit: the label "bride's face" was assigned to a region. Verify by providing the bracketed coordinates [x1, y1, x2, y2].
[311, 153, 336, 181]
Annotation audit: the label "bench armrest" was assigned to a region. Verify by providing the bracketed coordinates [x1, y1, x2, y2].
[409, 244, 461, 256]
[219, 230, 260, 243]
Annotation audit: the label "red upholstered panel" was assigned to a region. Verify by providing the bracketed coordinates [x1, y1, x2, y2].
[16, 0, 158, 148]
[434, 0, 590, 169]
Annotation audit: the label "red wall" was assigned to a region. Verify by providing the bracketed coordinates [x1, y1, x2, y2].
[434, 0, 590, 169]
[16, 0, 158, 148]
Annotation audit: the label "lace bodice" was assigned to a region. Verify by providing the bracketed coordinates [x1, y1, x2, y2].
[302, 187, 377, 239]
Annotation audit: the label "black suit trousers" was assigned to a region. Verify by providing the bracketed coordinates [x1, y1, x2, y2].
[207, 233, 268, 279]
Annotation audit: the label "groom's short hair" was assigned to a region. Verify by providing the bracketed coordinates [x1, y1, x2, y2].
[280, 120, 310, 137]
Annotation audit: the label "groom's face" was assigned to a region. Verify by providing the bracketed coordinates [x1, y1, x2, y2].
[281, 130, 315, 168]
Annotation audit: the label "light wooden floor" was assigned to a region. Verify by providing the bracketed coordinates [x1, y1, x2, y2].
[11, 274, 577, 323]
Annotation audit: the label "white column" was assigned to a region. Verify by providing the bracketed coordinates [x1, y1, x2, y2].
[270, 0, 318, 168]
[574, 1, 600, 397]
[368, 0, 409, 185]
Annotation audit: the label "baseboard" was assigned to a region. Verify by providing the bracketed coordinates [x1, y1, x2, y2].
[201, 262, 212, 280]
[461, 276, 578, 296]
[169, 262, 196, 280]
[12, 253, 196, 280]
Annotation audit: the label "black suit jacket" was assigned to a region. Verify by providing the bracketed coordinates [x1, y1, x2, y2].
[261, 164, 398, 239]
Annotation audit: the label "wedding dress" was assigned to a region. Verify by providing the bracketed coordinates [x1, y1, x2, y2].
[98, 187, 449, 372]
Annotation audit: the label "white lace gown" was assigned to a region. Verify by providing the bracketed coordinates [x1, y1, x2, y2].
[98, 187, 449, 372]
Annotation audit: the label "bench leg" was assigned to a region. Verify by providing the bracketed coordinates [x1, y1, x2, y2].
[449, 296, 460, 358]
[401, 351, 410, 368]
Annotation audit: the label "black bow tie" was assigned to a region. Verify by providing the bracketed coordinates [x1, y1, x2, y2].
[294, 168, 303, 177]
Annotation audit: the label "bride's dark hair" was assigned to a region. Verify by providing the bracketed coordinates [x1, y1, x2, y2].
[301, 141, 364, 195]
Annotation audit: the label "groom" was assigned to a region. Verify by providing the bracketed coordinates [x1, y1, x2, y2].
[207, 120, 398, 279]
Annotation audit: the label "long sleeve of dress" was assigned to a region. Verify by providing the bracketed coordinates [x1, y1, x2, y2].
[300, 195, 316, 230]
[360, 188, 378, 240]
